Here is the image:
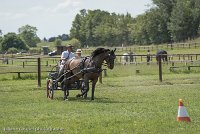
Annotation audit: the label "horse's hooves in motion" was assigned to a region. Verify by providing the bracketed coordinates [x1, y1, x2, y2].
[63, 97, 68, 101]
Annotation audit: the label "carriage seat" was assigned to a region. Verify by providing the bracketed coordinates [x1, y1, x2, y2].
[48, 72, 58, 80]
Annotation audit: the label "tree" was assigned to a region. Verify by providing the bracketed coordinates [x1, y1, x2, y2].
[70, 6, 200, 46]
[70, 12, 86, 47]
[168, 0, 200, 41]
[0, 29, 2, 36]
[18, 25, 40, 47]
[0, 29, 2, 43]
[62, 34, 69, 41]
[144, 8, 170, 44]
[1, 33, 28, 51]
[67, 38, 81, 50]
[48, 37, 56, 42]
[0, 30, 2, 47]
[130, 14, 150, 45]
[54, 39, 62, 46]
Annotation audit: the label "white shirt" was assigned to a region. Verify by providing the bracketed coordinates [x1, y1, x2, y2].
[61, 50, 75, 64]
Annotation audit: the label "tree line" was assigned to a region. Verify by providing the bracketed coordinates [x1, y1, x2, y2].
[0, 25, 41, 53]
[70, 0, 200, 47]
[0, 0, 200, 53]
[0, 25, 69, 53]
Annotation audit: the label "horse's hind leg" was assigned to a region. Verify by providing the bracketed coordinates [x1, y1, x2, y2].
[76, 81, 89, 99]
[82, 81, 89, 99]
[63, 85, 69, 100]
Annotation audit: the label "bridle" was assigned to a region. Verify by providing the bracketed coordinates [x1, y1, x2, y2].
[104, 51, 116, 69]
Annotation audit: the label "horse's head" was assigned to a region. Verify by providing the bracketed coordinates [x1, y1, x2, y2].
[91, 48, 116, 69]
[104, 48, 116, 69]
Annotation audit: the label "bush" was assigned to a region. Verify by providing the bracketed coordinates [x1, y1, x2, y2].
[67, 38, 81, 50]
[7, 47, 19, 54]
[54, 39, 62, 46]
[29, 47, 41, 54]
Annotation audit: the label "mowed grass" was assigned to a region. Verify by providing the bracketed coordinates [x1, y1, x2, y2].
[1, 65, 200, 134]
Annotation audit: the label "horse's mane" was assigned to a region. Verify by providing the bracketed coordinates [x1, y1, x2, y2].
[91, 48, 110, 58]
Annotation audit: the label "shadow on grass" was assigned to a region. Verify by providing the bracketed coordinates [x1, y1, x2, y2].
[52, 96, 134, 104]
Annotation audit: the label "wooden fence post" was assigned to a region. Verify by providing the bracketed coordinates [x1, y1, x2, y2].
[17, 72, 21, 79]
[37, 58, 41, 87]
[158, 55, 162, 82]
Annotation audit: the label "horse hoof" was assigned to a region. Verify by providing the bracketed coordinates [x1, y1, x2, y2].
[76, 94, 81, 98]
[83, 95, 87, 99]
[63, 97, 68, 101]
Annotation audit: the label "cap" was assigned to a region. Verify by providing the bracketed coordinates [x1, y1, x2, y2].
[76, 49, 82, 54]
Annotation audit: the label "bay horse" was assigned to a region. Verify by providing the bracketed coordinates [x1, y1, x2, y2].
[156, 50, 168, 63]
[62, 48, 116, 100]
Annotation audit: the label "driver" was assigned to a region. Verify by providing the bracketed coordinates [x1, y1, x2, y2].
[58, 44, 75, 77]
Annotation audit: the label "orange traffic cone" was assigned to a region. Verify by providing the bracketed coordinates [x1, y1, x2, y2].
[177, 99, 191, 122]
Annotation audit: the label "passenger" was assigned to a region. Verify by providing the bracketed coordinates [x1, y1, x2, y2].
[75, 49, 82, 59]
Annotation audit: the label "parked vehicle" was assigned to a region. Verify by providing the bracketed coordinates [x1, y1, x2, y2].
[48, 51, 57, 56]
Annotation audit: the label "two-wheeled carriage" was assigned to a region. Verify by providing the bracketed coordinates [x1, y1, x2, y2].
[46, 48, 116, 100]
[46, 63, 84, 99]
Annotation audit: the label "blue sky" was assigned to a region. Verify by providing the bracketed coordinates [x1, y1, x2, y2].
[0, 0, 152, 39]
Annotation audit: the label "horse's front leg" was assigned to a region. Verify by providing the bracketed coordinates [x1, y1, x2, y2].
[76, 80, 89, 99]
[91, 79, 98, 100]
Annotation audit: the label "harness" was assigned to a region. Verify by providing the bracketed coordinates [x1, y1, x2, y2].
[57, 56, 104, 84]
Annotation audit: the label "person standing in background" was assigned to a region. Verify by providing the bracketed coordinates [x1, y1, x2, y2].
[147, 50, 150, 65]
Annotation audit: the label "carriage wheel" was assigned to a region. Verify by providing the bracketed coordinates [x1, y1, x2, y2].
[46, 79, 54, 99]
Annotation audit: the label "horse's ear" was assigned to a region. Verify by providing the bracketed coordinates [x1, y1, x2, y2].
[113, 48, 116, 52]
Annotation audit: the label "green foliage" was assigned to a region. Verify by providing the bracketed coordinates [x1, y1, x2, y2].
[7, 47, 19, 54]
[67, 38, 81, 50]
[54, 39, 62, 46]
[58, 34, 69, 41]
[0, 36, 2, 51]
[0, 29, 2, 36]
[1, 33, 28, 51]
[18, 24, 41, 47]
[168, 0, 200, 41]
[29, 47, 41, 54]
[70, 2, 200, 46]
[70, 10, 136, 47]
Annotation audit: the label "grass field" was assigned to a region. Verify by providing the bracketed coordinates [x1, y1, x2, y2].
[1, 43, 200, 133]
[1, 63, 200, 134]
